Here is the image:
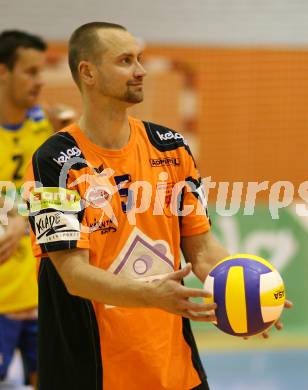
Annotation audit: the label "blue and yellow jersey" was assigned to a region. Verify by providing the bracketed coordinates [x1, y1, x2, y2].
[0, 105, 53, 313]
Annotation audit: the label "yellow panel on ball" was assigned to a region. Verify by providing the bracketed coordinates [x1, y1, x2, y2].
[225, 266, 248, 334]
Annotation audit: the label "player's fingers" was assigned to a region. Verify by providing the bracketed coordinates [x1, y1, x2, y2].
[179, 286, 213, 299]
[0, 245, 14, 262]
[182, 301, 217, 312]
[0, 231, 16, 245]
[0, 231, 12, 246]
[184, 311, 217, 322]
[284, 300, 293, 309]
[0, 251, 12, 263]
[262, 331, 269, 339]
[165, 264, 192, 282]
[6, 312, 26, 320]
[6, 308, 38, 320]
[0, 239, 16, 257]
[275, 321, 283, 331]
[0, 239, 12, 252]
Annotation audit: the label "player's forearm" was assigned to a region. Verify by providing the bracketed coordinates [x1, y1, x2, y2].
[181, 231, 229, 282]
[49, 249, 153, 307]
[70, 263, 153, 307]
[193, 244, 229, 282]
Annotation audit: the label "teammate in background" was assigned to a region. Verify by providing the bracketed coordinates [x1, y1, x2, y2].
[27, 22, 290, 390]
[0, 30, 53, 387]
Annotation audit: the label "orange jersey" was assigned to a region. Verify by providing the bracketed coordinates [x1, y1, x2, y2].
[28, 117, 210, 390]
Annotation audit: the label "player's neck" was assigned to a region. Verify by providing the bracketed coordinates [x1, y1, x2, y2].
[0, 97, 26, 125]
[79, 100, 131, 150]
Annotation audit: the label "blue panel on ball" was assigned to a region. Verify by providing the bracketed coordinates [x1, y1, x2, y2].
[243, 268, 265, 335]
[213, 268, 235, 335]
[209, 258, 272, 278]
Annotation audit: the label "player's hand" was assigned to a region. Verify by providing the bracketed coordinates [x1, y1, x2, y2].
[243, 299, 293, 340]
[6, 307, 38, 320]
[148, 263, 217, 322]
[261, 299, 293, 339]
[0, 215, 27, 264]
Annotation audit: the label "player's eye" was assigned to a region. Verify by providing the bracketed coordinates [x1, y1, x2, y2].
[26, 68, 39, 77]
[121, 57, 132, 65]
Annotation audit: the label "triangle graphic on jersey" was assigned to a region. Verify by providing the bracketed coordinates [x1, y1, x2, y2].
[107, 227, 174, 281]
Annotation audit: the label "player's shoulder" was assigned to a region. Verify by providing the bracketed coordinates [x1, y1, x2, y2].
[139, 120, 195, 165]
[32, 127, 83, 167]
[31, 127, 88, 184]
[141, 120, 188, 152]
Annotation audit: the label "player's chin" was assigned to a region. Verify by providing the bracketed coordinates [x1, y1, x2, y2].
[125, 90, 144, 103]
[129, 96, 143, 104]
[25, 95, 39, 107]
[134, 96, 143, 103]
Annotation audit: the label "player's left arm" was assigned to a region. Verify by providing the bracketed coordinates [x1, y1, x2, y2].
[178, 142, 229, 281]
[181, 230, 229, 283]
[179, 140, 292, 334]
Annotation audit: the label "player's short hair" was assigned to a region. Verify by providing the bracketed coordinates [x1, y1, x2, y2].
[68, 22, 127, 87]
[0, 30, 47, 70]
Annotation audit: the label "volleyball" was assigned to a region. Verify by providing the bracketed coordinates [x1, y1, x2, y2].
[204, 254, 286, 337]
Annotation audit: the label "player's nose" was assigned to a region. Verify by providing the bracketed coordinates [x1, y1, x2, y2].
[134, 61, 147, 78]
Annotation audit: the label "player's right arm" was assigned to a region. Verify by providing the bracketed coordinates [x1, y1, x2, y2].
[0, 195, 27, 264]
[48, 247, 217, 321]
[0, 215, 27, 264]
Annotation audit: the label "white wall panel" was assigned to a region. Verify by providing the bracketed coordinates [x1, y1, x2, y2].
[1, 0, 308, 46]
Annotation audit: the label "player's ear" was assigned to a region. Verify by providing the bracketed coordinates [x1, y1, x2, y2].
[78, 61, 95, 86]
[0, 63, 9, 81]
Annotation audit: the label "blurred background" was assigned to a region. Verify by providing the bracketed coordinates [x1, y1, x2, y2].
[1, 0, 308, 389]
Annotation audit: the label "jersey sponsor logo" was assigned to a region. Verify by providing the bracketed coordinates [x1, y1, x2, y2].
[94, 164, 105, 174]
[89, 217, 117, 234]
[156, 130, 184, 142]
[150, 157, 180, 167]
[35, 211, 80, 244]
[52, 146, 82, 166]
[30, 187, 81, 212]
[69, 168, 119, 225]
[85, 186, 113, 208]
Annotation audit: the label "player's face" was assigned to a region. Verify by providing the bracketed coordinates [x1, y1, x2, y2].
[94, 29, 146, 104]
[6, 48, 46, 109]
